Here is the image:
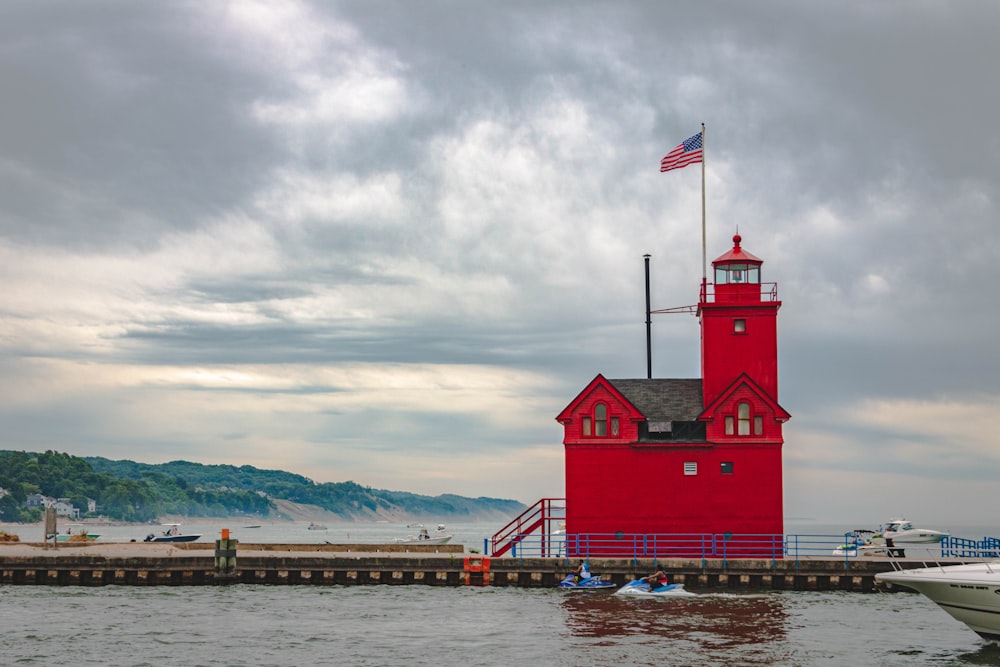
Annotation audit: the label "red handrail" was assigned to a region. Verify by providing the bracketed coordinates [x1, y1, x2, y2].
[490, 497, 565, 557]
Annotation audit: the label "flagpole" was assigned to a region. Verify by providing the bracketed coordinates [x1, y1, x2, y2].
[701, 122, 707, 289]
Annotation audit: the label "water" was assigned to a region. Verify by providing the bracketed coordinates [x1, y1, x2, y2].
[3, 585, 1000, 665]
[0, 520, 497, 549]
[5, 521, 1000, 665]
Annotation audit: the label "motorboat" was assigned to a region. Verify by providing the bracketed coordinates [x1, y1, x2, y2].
[875, 561, 1000, 642]
[557, 574, 616, 590]
[881, 518, 949, 544]
[832, 542, 888, 557]
[393, 524, 453, 545]
[832, 529, 887, 557]
[57, 524, 100, 542]
[614, 579, 697, 598]
[143, 524, 201, 543]
[307, 522, 328, 531]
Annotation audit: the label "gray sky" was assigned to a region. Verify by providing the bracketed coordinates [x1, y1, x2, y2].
[2, 1, 998, 528]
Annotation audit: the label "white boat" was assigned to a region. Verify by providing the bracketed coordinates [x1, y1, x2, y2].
[393, 524, 452, 545]
[875, 561, 1000, 642]
[832, 542, 889, 557]
[307, 522, 328, 531]
[831, 529, 888, 557]
[881, 518, 949, 544]
[615, 580, 697, 598]
[143, 524, 201, 543]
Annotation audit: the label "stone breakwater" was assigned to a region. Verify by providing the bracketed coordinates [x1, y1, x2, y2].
[0, 541, 950, 591]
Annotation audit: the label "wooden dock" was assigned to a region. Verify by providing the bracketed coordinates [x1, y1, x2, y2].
[0, 542, 934, 591]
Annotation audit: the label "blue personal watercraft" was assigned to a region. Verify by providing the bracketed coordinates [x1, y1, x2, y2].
[614, 579, 696, 597]
[557, 574, 617, 590]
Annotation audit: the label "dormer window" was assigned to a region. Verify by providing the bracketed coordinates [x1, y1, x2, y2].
[724, 402, 763, 436]
[738, 402, 751, 435]
[594, 404, 607, 435]
[582, 403, 618, 438]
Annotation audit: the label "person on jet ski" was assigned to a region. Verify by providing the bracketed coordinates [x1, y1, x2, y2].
[571, 561, 591, 581]
[640, 570, 668, 588]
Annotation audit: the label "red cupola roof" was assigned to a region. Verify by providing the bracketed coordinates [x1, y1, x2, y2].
[712, 234, 762, 266]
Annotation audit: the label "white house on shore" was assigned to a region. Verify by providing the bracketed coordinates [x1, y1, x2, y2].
[24, 494, 81, 518]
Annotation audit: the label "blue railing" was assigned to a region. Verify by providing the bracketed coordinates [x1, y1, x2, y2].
[941, 535, 1000, 558]
[496, 531, 1000, 565]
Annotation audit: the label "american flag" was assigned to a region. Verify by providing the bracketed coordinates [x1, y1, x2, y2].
[660, 132, 703, 172]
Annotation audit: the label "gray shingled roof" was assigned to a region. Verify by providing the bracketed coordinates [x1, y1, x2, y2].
[606, 378, 704, 422]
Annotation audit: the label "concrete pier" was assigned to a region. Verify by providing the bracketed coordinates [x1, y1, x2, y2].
[0, 542, 957, 591]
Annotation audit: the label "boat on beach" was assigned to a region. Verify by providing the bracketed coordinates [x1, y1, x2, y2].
[307, 523, 328, 531]
[57, 524, 100, 542]
[875, 561, 1000, 642]
[143, 524, 200, 543]
[393, 524, 452, 545]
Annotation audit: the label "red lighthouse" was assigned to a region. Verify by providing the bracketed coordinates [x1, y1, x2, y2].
[552, 234, 790, 554]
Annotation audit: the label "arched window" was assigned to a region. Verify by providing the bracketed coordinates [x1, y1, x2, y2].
[725, 402, 764, 436]
[737, 402, 751, 435]
[594, 403, 608, 436]
[581, 403, 617, 438]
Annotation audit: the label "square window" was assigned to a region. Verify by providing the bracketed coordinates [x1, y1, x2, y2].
[683, 462, 697, 476]
[721, 462, 734, 474]
[734, 318, 746, 333]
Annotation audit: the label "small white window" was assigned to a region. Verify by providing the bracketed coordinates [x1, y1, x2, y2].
[734, 318, 746, 333]
[684, 462, 697, 476]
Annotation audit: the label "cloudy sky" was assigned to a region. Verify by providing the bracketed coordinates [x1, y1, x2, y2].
[2, 1, 998, 528]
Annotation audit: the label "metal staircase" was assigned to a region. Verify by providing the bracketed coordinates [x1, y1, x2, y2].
[489, 497, 565, 557]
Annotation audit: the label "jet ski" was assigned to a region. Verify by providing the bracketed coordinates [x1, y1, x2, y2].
[557, 574, 616, 590]
[614, 579, 696, 597]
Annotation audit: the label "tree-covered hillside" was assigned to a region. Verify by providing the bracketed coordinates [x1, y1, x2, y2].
[0, 450, 526, 523]
[86, 457, 526, 520]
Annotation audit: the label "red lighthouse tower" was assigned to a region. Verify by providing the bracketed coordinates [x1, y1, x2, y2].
[548, 233, 790, 555]
[700, 233, 780, 404]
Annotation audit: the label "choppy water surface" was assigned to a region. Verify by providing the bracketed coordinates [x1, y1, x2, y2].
[4, 521, 1000, 664]
[3, 585, 1000, 666]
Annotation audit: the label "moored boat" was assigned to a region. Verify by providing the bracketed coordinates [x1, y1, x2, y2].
[307, 522, 328, 531]
[881, 518, 949, 544]
[875, 561, 1000, 642]
[57, 524, 100, 542]
[831, 529, 887, 557]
